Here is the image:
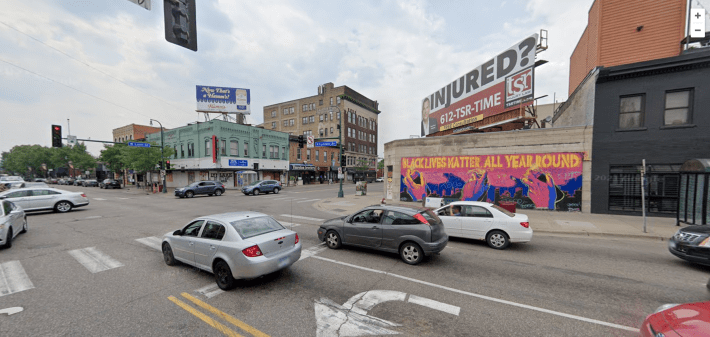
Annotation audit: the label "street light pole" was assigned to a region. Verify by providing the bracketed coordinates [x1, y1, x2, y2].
[150, 119, 167, 193]
[329, 105, 344, 198]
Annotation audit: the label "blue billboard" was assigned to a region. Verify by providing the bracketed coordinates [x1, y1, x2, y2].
[196, 85, 251, 114]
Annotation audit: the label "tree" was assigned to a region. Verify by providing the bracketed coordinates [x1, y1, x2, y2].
[48, 143, 96, 177]
[123, 143, 174, 173]
[378, 159, 384, 170]
[99, 143, 127, 173]
[354, 158, 370, 171]
[2, 145, 52, 178]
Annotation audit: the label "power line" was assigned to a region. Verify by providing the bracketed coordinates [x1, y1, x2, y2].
[0, 20, 191, 116]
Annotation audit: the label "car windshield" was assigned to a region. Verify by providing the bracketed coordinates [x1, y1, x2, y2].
[491, 205, 515, 217]
[229, 216, 284, 239]
[248, 180, 264, 186]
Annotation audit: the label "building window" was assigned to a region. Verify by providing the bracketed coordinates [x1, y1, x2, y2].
[337, 97, 341, 104]
[272, 122, 276, 129]
[271, 111, 276, 118]
[319, 99, 323, 106]
[303, 117, 307, 125]
[315, 150, 319, 161]
[188, 143, 194, 157]
[283, 108, 288, 115]
[263, 144, 267, 158]
[297, 148, 301, 160]
[307, 149, 311, 161]
[283, 120, 288, 127]
[230, 140, 238, 156]
[619, 95, 644, 129]
[282, 147, 286, 160]
[608, 165, 680, 214]
[290, 119, 294, 126]
[331, 152, 334, 164]
[244, 142, 248, 156]
[302, 104, 307, 112]
[205, 139, 211, 157]
[180, 144, 185, 158]
[311, 103, 315, 110]
[323, 150, 327, 162]
[319, 129, 323, 137]
[330, 97, 333, 105]
[309, 116, 315, 123]
[325, 128, 328, 136]
[664, 89, 692, 126]
[320, 115, 324, 122]
[290, 107, 294, 114]
[337, 112, 340, 119]
[221, 139, 226, 156]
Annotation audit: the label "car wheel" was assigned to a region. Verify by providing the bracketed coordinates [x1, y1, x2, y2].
[215, 189, 223, 196]
[400, 242, 424, 265]
[55, 201, 73, 213]
[325, 230, 342, 249]
[20, 218, 27, 234]
[486, 230, 510, 250]
[273, 188, 280, 194]
[186, 191, 194, 198]
[2, 228, 12, 248]
[214, 260, 236, 290]
[252, 189, 260, 196]
[162, 243, 177, 266]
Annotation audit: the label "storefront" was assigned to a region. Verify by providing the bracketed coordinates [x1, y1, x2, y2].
[289, 164, 315, 185]
[678, 159, 710, 226]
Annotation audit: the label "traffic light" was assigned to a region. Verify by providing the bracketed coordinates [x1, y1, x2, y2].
[159, 161, 164, 169]
[51, 125, 62, 148]
[163, 0, 197, 51]
[340, 154, 346, 167]
[166, 160, 171, 170]
[298, 135, 304, 148]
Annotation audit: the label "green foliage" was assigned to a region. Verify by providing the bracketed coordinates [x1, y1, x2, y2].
[378, 159, 384, 170]
[2, 144, 95, 178]
[121, 143, 175, 173]
[354, 158, 370, 171]
[99, 143, 127, 173]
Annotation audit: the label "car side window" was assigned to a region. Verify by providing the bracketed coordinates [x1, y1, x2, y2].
[6, 191, 30, 198]
[437, 206, 451, 216]
[351, 210, 371, 223]
[384, 211, 420, 225]
[466, 206, 493, 218]
[201, 221, 226, 240]
[182, 220, 205, 237]
[206, 182, 214, 186]
[2, 201, 11, 215]
[31, 190, 50, 196]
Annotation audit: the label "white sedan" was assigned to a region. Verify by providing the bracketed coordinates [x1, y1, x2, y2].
[434, 201, 532, 249]
[1, 200, 27, 248]
[162, 212, 301, 290]
[0, 187, 89, 213]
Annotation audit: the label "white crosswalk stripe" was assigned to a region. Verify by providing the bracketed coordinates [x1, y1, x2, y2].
[300, 243, 327, 260]
[68, 247, 124, 273]
[278, 221, 301, 228]
[93, 198, 107, 201]
[135, 236, 162, 251]
[279, 214, 325, 222]
[0, 261, 34, 297]
[195, 283, 224, 299]
[296, 198, 321, 203]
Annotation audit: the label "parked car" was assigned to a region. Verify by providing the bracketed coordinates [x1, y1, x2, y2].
[668, 226, 710, 266]
[82, 180, 99, 187]
[0, 176, 24, 183]
[0, 200, 27, 248]
[640, 301, 710, 336]
[47, 178, 58, 184]
[375, 177, 384, 182]
[33, 178, 47, 183]
[73, 178, 85, 186]
[62, 178, 75, 185]
[0, 187, 89, 213]
[241, 180, 281, 196]
[433, 201, 532, 250]
[100, 179, 121, 189]
[175, 181, 225, 198]
[18, 182, 49, 189]
[162, 212, 301, 290]
[317, 205, 448, 265]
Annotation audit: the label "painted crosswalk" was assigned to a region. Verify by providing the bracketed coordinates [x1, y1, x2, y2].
[136, 236, 162, 251]
[279, 214, 325, 222]
[0, 261, 34, 297]
[68, 247, 124, 273]
[278, 221, 301, 228]
[195, 283, 225, 299]
[296, 198, 321, 203]
[301, 243, 327, 260]
[93, 198, 107, 201]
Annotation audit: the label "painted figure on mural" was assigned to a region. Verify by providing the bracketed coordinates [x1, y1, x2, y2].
[462, 169, 488, 201]
[520, 165, 560, 209]
[403, 169, 427, 201]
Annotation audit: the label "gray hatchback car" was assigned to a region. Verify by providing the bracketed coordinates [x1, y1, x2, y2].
[317, 205, 448, 265]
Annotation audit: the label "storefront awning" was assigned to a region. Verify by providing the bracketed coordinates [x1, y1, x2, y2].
[289, 164, 316, 171]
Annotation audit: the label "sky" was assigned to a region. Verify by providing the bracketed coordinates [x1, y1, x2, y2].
[0, 0, 703, 157]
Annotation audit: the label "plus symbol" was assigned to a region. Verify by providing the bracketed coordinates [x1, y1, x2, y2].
[697, 12, 703, 19]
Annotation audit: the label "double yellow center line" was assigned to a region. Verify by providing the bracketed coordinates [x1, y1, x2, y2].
[168, 292, 270, 337]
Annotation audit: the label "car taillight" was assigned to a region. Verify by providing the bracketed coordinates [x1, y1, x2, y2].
[242, 245, 263, 257]
[295, 233, 299, 244]
[81, 194, 87, 197]
[520, 222, 529, 228]
[414, 213, 430, 226]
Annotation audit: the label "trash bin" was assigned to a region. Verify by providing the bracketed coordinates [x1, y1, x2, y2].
[159, 185, 163, 192]
[498, 201, 516, 213]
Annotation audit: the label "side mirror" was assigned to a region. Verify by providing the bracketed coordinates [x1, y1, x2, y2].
[0, 196, 5, 200]
[173, 230, 182, 236]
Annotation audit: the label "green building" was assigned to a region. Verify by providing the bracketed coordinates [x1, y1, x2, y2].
[145, 119, 290, 188]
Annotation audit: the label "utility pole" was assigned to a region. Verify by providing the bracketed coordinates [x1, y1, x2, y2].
[336, 106, 344, 198]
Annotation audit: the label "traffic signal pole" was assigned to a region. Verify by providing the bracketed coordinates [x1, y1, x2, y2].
[337, 106, 344, 198]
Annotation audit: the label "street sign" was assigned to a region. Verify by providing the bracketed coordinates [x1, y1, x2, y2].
[160, 170, 166, 177]
[338, 167, 342, 175]
[228, 159, 248, 167]
[126, 0, 151, 10]
[67, 135, 77, 146]
[128, 142, 151, 148]
[315, 141, 338, 147]
[307, 136, 315, 148]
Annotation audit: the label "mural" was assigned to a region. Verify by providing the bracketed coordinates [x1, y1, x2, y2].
[400, 153, 583, 211]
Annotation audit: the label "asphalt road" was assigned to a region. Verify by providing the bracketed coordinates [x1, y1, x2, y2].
[1, 183, 708, 336]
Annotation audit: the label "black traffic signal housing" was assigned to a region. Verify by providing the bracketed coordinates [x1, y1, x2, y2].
[51, 125, 62, 148]
[163, 0, 197, 51]
[340, 154, 346, 167]
[166, 160, 171, 170]
[298, 135, 304, 148]
[159, 161, 164, 170]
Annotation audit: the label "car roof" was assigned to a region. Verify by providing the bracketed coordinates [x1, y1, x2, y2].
[446, 201, 493, 207]
[363, 204, 427, 214]
[198, 211, 270, 223]
[0, 187, 66, 194]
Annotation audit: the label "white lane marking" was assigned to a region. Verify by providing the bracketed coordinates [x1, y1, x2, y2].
[280, 214, 324, 222]
[68, 247, 124, 273]
[300, 243, 327, 260]
[118, 197, 131, 200]
[278, 221, 301, 228]
[272, 197, 293, 200]
[310, 256, 639, 333]
[135, 236, 162, 251]
[93, 198, 107, 201]
[408, 295, 460, 316]
[195, 283, 225, 299]
[0, 261, 34, 297]
[296, 198, 321, 203]
[343, 290, 407, 315]
[0, 307, 23, 315]
[83, 216, 102, 220]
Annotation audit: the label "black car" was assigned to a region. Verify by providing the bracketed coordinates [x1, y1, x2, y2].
[668, 226, 710, 266]
[175, 181, 225, 198]
[100, 179, 121, 189]
[317, 205, 448, 265]
[82, 180, 99, 187]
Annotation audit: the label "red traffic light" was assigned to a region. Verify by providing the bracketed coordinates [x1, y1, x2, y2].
[54, 126, 60, 131]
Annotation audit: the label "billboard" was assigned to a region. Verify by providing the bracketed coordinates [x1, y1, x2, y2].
[421, 34, 538, 136]
[400, 152, 583, 211]
[196, 85, 250, 114]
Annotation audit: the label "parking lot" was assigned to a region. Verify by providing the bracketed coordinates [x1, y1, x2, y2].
[1, 183, 708, 336]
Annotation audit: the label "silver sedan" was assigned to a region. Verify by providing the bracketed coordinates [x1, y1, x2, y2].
[162, 212, 302, 290]
[1, 200, 27, 248]
[0, 187, 89, 213]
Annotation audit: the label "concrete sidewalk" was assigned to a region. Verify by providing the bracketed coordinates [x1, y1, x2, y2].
[313, 194, 683, 241]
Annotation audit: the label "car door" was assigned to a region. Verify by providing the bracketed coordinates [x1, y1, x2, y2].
[171, 220, 205, 265]
[436, 205, 461, 237]
[342, 210, 383, 247]
[193, 221, 226, 271]
[263, 181, 274, 193]
[2, 201, 18, 237]
[7, 202, 23, 232]
[381, 211, 430, 250]
[2, 190, 32, 210]
[459, 205, 494, 239]
[29, 189, 58, 210]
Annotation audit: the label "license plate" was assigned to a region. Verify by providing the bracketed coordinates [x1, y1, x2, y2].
[277, 256, 289, 267]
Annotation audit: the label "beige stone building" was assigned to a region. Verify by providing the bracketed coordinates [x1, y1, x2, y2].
[263, 83, 380, 181]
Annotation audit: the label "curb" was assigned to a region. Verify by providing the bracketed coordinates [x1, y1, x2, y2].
[532, 230, 669, 241]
